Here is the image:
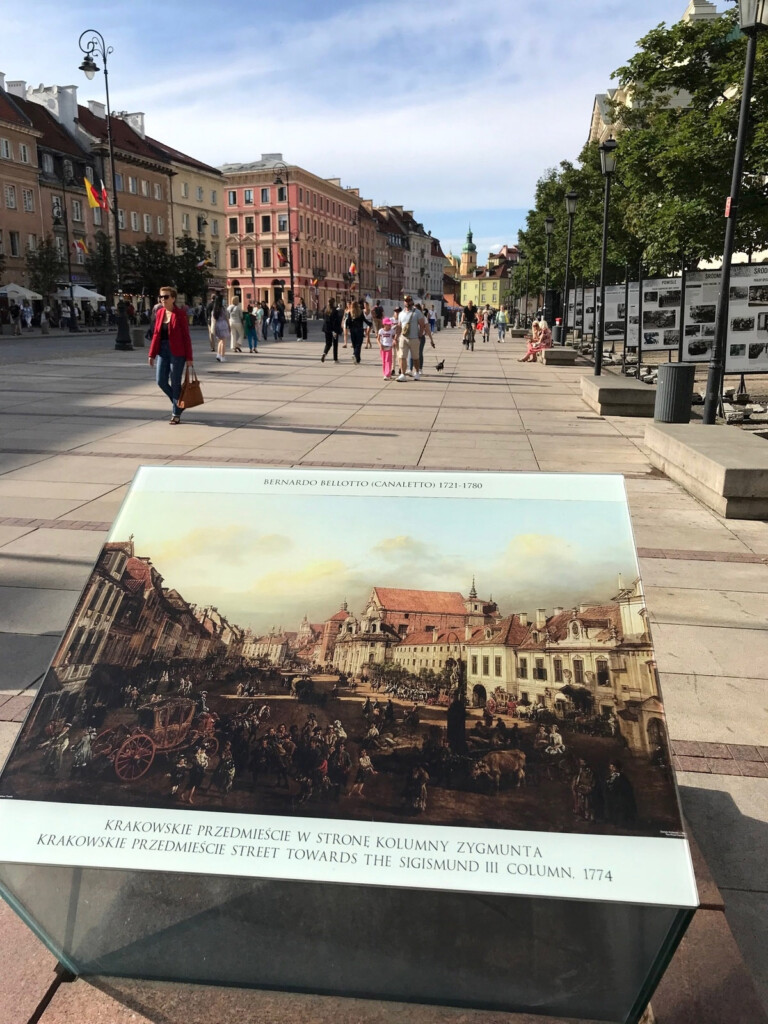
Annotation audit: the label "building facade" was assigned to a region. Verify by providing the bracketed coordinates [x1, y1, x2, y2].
[0, 80, 42, 290]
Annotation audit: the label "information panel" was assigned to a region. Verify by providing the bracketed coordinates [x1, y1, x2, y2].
[0, 468, 697, 911]
[684, 265, 768, 374]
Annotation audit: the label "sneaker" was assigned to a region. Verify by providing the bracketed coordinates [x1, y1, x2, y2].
[396, 374, 407, 382]
[215, 354, 221, 362]
[219, 356, 226, 363]
[405, 370, 414, 377]
[413, 371, 421, 380]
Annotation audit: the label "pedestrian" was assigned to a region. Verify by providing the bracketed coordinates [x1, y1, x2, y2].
[320, 297, 342, 363]
[260, 301, 269, 342]
[205, 294, 216, 351]
[363, 300, 374, 348]
[228, 297, 244, 352]
[212, 293, 230, 362]
[295, 298, 308, 340]
[394, 294, 433, 382]
[496, 306, 508, 342]
[481, 304, 494, 343]
[269, 304, 281, 341]
[372, 298, 384, 339]
[181, 744, 209, 804]
[21, 300, 33, 329]
[349, 747, 377, 797]
[243, 304, 258, 352]
[9, 301, 22, 336]
[348, 300, 367, 364]
[148, 286, 194, 425]
[428, 305, 437, 335]
[341, 301, 352, 348]
[378, 317, 396, 379]
[462, 301, 477, 349]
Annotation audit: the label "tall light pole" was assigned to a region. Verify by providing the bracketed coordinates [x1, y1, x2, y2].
[272, 162, 296, 332]
[595, 137, 618, 376]
[543, 216, 554, 322]
[704, 0, 768, 423]
[78, 29, 132, 351]
[562, 192, 578, 346]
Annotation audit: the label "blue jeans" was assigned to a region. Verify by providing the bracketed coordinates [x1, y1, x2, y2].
[246, 326, 258, 350]
[156, 340, 186, 417]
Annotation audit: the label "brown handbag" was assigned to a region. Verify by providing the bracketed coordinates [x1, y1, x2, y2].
[178, 365, 203, 410]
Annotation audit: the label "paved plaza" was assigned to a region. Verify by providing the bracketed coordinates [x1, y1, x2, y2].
[0, 325, 766, 1022]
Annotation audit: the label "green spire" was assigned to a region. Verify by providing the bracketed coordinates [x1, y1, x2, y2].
[462, 225, 476, 254]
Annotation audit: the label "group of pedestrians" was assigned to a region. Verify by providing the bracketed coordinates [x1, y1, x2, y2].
[203, 292, 311, 362]
[460, 302, 509, 349]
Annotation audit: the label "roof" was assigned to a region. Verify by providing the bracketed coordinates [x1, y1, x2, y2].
[372, 587, 467, 616]
[122, 556, 153, 594]
[0, 90, 32, 129]
[77, 105, 170, 166]
[397, 627, 481, 647]
[144, 133, 222, 176]
[10, 94, 86, 159]
[473, 605, 623, 648]
[329, 609, 350, 622]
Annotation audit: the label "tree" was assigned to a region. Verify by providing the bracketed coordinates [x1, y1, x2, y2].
[85, 231, 117, 302]
[122, 237, 175, 300]
[174, 236, 212, 305]
[25, 237, 64, 302]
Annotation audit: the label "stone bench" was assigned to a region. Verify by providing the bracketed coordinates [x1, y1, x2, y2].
[540, 346, 577, 366]
[645, 422, 768, 519]
[581, 373, 656, 417]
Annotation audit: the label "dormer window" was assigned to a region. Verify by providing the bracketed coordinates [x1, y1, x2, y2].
[571, 622, 580, 639]
[485, 628, 493, 640]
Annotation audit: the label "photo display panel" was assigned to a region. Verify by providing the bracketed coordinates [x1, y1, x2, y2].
[0, 468, 696, 911]
[684, 265, 768, 373]
[639, 278, 682, 351]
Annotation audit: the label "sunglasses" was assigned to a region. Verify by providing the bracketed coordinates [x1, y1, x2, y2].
[160, 294, 173, 300]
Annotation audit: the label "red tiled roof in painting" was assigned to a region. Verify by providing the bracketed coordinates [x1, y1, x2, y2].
[373, 587, 467, 615]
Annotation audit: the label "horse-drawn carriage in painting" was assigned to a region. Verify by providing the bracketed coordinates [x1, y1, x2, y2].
[93, 697, 219, 782]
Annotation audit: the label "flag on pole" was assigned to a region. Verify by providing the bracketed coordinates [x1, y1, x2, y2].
[349, 261, 357, 275]
[71, 239, 89, 255]
[196, 258, 212, 269]
[99, 180, 109, 211]
[84, 177, 103, 209]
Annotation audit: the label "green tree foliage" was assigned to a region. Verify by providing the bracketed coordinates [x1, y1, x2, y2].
[173, 236, 212, 304]
[25, 237, 64, 301]
[122, 238, 175, 300]
[84, 231, 117, 302]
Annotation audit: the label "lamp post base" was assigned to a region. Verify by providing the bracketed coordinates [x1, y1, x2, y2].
[114, 298, 134, 351]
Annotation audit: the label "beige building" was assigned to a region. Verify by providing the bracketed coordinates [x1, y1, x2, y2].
[0, 80, 43, 291]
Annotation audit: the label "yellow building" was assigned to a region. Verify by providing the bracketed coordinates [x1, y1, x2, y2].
[459, 229, 513, 310]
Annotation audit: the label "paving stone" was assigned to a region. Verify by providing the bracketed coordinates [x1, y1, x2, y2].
[706, 757, 743, 775]
[740, 762, 768, 778]
[671, 739, 704, 756]
[728, 744, 763, 761]
[698, 742, 733, 758]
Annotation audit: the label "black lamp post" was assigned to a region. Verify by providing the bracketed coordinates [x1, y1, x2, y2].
[562, 192, 578, 346]
[272, 162, 296, 331]
[543, 216, 554, 322]
[52, 181, 78, 333]
[595, 137, 618, 376]
[519, 250, 530, 327]
[78, 29, 132, 350]
[703, 0, 768, 423]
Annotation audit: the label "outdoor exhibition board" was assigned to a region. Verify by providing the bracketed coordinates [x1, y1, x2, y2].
[569, 280, 682, 351]
[0, 467, 697, 1023]
[683, 264, 768, 374]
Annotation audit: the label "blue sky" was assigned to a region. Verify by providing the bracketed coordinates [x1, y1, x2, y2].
[4, 0, 703, 258]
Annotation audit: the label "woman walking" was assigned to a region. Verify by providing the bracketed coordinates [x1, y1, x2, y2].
[212, 293, 230, 362]
[378, 317, 396, 379]
[321, 298, 343, 363]
[363, 300, 374, 348]
[260, 301, 269, 343]
[348, 301, 367, 364]
[148, 286, 194, 425]
[243, 304, 258, 352]
[269, 305, 281, 341]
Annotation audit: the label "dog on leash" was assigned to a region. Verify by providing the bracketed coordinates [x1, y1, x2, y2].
[435, 359, 445, 372]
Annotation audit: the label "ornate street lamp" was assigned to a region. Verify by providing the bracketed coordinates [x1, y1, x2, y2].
[272, 162, 296, 330]
[561, 192, 578, 346]
[595, 137, 618, 375]
[704, 0, 768, 422]
[78, 29, 132, 350]
[543, 216, 554, 322]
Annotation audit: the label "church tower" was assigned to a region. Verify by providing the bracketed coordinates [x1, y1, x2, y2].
[460, 226, 477, 277]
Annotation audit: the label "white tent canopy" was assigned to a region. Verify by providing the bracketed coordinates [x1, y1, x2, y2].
[54, 285, 106, 302]
[0, 282, 42, 301]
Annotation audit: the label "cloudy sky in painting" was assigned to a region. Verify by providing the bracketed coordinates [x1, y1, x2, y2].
[111, 485, 639, 635]
[1, 0, 704, 257]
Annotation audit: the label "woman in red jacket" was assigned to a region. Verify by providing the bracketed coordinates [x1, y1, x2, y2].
[148, 286, 194, 424]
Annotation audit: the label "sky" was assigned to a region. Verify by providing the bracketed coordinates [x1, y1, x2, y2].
[1, 0, 701, 260]
[110, 487, 639, 635]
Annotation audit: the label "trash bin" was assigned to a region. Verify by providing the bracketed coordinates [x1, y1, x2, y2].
[131, 326, 146, 349]
[654, 362, 696, 423]
[552, 317, 562, 345]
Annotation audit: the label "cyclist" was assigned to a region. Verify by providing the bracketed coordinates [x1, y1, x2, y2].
[462, 301, 477, 350]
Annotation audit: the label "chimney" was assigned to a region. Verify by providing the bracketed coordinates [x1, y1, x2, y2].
[519, 612, 528, 627]
[0, 73, 5, 92]
[536, 608, 547, 629]
[465, 624, 473, 642]
[88, 99, 106, 120]
[553, 606, 564, 617]
[580, 604, 588, 613]
[119, 111, 145, 138]
[6, 80, 26, 98]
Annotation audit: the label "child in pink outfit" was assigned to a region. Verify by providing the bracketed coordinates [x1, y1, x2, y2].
[378, 317, 395, 379]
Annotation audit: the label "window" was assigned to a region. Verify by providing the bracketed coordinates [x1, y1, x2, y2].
[261, 187, 270, 203]
[85, 164, 94, 182]
[128, 176, 138, 194]
[246, 248, 254, 269]
[244, 188, 253, 205]
[261, 214, 273, 232]
[494, 656, 502, 678]
[156, 215, 164, 234]
[115, 172, 124, 191]
[143, 213, 152, 233]
[471, 655, 478, 675]
[299, 214, 304, 232]
[212, 248, 219, 267]
[228, 217, 238, 234]
[22, 189, 34, 212]
[93, 207, 102, 226]
[298, 187, 303, 202]
[227, 189, 236, 205]
[313, 192, 317, 208]
[130, 211, 139, 231]
[196, 185, 204, 201]
[181, 182, 189, 198]
[141, 179, 149, 197]
[181, 213, 190, 231]
[9, 231, 20, 257]
[4, 184, 17, 209]
[18, 143, 30, 164]
[244, 215, 254, 233]
[482, 656, 490, 677]
[596, 659, 611, 687]
[517, 657, 528, 680]
[150, 182, 161, 201]
[573, 659, 584, 685]
[27, 233, 37, 251]
[230, 249, 239, 269]
[211, 219, 218, 236]
[554, 658, 563, 683]
[118, 209, 125, 229]
[71, 198, 83, 221]
[211, 189, 217, 205]
[534, 658, 547, 681]
[42, 153, 54, 174]
[278, 214, 288, 232]
[277, 185, 287, 202]
[262, 247, 272, 268]
[0, 139, 11, 159]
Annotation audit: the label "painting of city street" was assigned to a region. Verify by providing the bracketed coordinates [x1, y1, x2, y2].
[0, 470, 686, 841]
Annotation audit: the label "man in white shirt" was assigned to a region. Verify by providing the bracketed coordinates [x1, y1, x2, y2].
[227, 299, 244, 352]
[394, 295, 434, 381]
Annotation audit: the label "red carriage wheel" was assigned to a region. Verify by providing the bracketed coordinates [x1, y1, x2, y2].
[114, 733, 155, 781]
[92, 728, 117, 758]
